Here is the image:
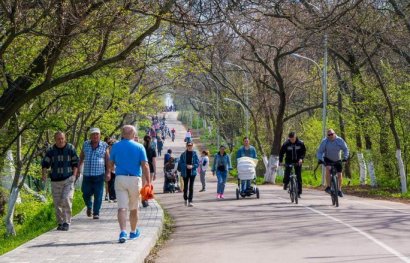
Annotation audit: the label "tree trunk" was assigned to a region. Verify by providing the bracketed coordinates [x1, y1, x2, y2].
[266, 83, 286, 184]
[357, 152, 367, 185]
[396, 149, 407, 193]
[366, 150, 377, 187]
[364, 47, 406, 193]
[364, 135, 377, 187]
[5, 186, 18, 236]
[5, 116, 22, 236]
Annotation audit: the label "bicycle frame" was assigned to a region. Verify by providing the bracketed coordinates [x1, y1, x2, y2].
[324, 161, 341, 207]
[286, 164, 299, 204]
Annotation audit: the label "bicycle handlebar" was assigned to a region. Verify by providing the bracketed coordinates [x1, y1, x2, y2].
[318, 159, 346, 166]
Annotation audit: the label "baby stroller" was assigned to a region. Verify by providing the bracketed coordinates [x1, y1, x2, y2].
[164, 157, 180, 193]
[236, 157, 260, 199]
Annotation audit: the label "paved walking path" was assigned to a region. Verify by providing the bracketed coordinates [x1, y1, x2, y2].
[0, 136, 166, 263]
[153, 112, 410, 263]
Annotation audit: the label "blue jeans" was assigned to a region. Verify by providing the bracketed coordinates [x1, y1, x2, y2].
[216, 170, 228, 194]
[82, 174, 105, 215]
[241, 180, 251, 193]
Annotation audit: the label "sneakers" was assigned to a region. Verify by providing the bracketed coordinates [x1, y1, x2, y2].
[93, 215, 99, 219]
[188, 202, 194, 207]
[325, 186, 331, 194]
[104, 195, 109, 201]
[86, 208, 92, 217]
[62, 223, 69, 231]
[338, 190, 344, 197]
[220, 194, 224, 199]
[142, 200, 149, 207]
[199, 188, 206, 192]
[283, 184, 288, 190]
[119, 231, 128, 243]
[216, 194, 221, 199]
[57, 224, 64, 231]
[184, 200, 188, 206]
[129, 229, 141, 240]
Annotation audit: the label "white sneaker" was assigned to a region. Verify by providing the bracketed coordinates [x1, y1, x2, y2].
[188, 202, 194, 207]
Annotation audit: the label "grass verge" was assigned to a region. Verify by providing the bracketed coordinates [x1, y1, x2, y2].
[145, 208, 175, 263]
[0, 190, 84, 255]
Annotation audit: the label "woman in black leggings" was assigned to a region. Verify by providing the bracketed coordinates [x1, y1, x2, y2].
[178, 142, 199, 207]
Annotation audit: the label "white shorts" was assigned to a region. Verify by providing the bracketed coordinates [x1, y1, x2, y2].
[115, 176, 142, 210]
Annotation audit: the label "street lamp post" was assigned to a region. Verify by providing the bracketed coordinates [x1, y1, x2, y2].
[223, 97, 247, 136]
[291, 53, 327, 140]
[206, 77, 220, 148]
[224, 62, 250, 137]
[291, 52, 327, 185]
[190, 98, 214, 134]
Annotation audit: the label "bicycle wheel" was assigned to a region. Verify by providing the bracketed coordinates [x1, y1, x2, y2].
[293, 178, 298, 204]
[331, 175, 339, 207]
[289, 180, 295, 203]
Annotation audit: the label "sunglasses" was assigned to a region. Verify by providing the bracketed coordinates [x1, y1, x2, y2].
[327, 133, 334, 136]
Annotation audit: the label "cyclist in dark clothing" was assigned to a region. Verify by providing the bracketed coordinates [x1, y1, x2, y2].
[279, 132, 306, 196]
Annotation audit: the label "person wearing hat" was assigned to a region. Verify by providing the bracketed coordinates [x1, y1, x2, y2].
[79, 127, 110, 219]
[178, 141, 199, 207]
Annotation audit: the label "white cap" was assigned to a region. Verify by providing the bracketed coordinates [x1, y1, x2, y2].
[89, 128, 101, 134]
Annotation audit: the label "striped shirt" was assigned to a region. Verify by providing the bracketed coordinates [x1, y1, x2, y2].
[42, 143, 79, 181]
[82, 140, 108, 176]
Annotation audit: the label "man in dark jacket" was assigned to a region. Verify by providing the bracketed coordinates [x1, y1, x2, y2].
[279, 132, 306, 196]
[42, 131, 79, 231]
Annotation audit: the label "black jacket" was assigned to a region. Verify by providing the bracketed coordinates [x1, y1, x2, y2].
[279, 138, 306, 163]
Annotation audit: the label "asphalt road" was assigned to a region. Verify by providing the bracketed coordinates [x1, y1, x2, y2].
[154, 112, 410, 263]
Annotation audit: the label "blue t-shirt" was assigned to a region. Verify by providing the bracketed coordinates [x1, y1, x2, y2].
[109, 139, 148, 176]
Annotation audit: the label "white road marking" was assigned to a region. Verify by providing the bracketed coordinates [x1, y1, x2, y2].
[303, 204, 410, 263]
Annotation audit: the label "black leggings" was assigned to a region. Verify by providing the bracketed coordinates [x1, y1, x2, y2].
[183, 176, 196, 202]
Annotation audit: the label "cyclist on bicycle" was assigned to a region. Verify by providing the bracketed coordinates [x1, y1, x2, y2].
[316, 129, 349, 197]
[279, 132, 306, 197]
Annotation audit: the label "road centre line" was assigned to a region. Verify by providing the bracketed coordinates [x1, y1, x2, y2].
[277, 188, 410, 215]
[301, 203, 410, 263]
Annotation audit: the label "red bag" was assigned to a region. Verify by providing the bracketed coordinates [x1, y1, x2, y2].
[140, 184, 154, 200]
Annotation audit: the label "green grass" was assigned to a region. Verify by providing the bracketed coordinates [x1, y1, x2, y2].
[0, 190, 84, 255]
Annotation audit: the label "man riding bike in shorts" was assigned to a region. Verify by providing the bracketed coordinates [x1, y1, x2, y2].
[316, 129, 349, 197]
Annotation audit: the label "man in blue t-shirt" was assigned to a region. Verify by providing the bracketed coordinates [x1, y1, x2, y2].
[108, 125, 150, 243]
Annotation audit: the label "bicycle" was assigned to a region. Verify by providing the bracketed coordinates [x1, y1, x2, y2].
[285, 164, 299, 204]
[320, 160, 343, 207]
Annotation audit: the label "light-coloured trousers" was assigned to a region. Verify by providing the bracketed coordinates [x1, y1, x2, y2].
[200, 170, 206, 189]
[51, 176, 75, 224]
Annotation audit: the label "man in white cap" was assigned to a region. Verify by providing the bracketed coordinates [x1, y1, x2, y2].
[79, 127, 110, 219]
